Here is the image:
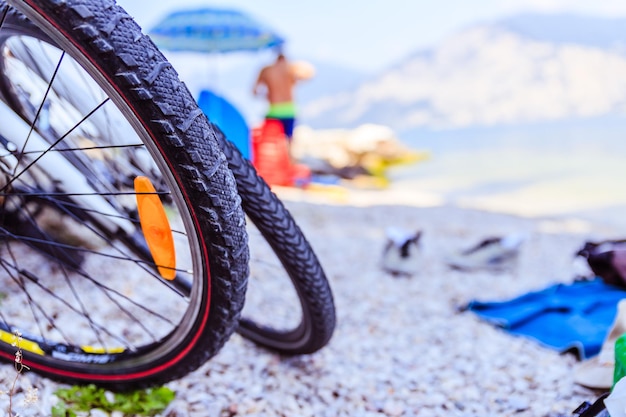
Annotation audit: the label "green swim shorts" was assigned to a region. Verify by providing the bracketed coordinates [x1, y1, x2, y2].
[266, 102, 297, 119]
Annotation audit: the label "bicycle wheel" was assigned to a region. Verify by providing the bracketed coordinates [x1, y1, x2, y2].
[215, 126, 336, 354]
[0, 0, 248, 390]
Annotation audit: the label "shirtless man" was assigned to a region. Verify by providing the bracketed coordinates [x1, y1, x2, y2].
[253, 53, 310, 141]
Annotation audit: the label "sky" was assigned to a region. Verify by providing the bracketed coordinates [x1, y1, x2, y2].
[121, 0, 626, 74]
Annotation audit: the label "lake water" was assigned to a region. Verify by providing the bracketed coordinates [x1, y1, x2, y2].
[390, 116, 626, 230]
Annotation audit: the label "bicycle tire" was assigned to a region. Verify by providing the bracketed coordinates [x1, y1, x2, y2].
[0, 0, 248, 390]
[214, 126, 336, 354]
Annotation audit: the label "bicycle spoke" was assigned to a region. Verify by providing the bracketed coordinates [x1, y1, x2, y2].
[21, 143, 145, 155]
[4, 97, 110, 191]
[0, 190, 168, 197]
[12, 50, 64, 168]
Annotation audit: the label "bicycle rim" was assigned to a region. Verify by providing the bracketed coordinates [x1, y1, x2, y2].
[0, 0, 248, 389]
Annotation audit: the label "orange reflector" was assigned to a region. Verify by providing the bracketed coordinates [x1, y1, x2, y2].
[134, 176, 176, 280]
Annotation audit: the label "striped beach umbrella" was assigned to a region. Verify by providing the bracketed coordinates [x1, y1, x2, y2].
[148, 7, 285, 53]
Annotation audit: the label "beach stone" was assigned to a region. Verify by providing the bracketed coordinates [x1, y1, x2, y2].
[0, 202, 606, 416]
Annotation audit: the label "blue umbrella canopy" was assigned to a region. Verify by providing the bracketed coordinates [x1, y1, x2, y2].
[148, 7, 285, 53]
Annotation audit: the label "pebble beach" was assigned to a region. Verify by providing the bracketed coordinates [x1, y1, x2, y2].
[0, 181, 620, 416]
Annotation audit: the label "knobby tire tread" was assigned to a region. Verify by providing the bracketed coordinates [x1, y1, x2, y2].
[214, 125, 336, 354]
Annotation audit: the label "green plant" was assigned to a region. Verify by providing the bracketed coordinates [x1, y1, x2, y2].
[51, 384, 175, 417]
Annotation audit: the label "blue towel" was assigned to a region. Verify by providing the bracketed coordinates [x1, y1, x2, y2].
[465, 278, 626, 359]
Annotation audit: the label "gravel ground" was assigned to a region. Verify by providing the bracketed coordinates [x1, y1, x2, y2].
[0, 199, 618, 416]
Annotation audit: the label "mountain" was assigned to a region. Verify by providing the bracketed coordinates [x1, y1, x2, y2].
[499, 13, 626, 49]
[299, 13, 626, 133]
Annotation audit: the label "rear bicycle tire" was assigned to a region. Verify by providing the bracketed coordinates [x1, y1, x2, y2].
[0, 0, 248, 390]
[215, 126, 336, 354]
